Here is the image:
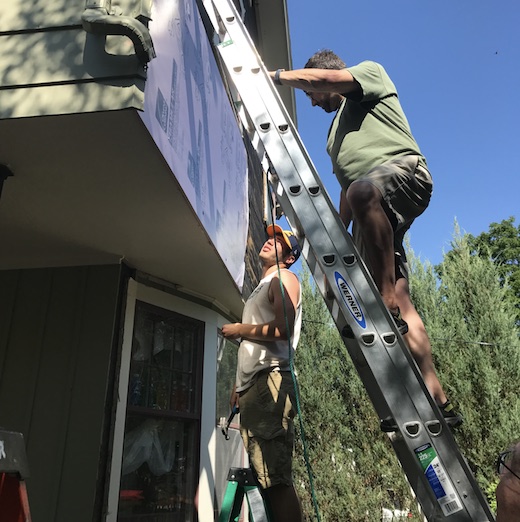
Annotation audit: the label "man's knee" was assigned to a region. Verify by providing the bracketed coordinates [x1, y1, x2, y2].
[346, 181, 381, 212]
[395, 277, 411, 301]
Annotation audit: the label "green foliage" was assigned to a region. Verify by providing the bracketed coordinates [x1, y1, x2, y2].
[409, 230, 520, 506]
[484, 478, 499, 514]
[291, 224, 520, 519]
[293, 266, 418, 521]
[467, 217, 520, 322]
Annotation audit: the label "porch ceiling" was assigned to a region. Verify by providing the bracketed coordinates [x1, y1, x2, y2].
[0, 110, 245, 318]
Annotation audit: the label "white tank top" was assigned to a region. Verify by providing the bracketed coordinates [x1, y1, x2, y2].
[235, 269, 302, 393]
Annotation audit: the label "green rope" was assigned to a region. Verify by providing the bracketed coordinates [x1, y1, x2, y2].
[269, 194, 321, 522]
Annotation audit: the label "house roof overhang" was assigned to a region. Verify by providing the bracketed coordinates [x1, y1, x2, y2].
[0, 111, 247, 318]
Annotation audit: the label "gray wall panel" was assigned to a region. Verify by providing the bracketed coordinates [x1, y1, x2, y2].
[0, 269, 52, 436]
[0, 265, 123, 522]
[56, 265, 123, 522]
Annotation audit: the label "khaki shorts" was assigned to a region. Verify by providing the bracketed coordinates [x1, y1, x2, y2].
[238, 369, 297, 489]
[350, 155, 433, 280]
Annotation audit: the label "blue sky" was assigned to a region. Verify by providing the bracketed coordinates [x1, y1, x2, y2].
[285, 0, 520, 266]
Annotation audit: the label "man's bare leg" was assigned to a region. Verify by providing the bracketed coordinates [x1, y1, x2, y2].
[395, 278, 447, 405]
[346, 181, 399, 312]
[347, 181, 451, 406]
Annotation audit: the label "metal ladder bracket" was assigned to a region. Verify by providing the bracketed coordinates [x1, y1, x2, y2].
[219, 468, 269, 522]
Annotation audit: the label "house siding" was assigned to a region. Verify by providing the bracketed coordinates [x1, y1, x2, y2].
[0, 0, 146, 120]
[0, 264, 124, 522]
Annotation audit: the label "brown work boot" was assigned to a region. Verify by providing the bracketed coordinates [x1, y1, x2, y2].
[440, 400, 464, 428]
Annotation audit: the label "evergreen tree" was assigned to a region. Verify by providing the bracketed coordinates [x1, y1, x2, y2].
[408, 230, 520, 500]
[292, 227, 520, 519]
[466, 217, 520, 323]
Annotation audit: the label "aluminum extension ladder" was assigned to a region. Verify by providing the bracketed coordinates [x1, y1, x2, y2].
[201, 0, 495, 520]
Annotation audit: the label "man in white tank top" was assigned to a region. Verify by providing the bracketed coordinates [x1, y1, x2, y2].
[222, 224, 303, 522]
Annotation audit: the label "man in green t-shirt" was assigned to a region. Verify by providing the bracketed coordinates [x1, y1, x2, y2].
[270, 49, 462, 429]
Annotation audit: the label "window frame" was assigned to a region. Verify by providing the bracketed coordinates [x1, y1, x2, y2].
[106, 279, 220, 522]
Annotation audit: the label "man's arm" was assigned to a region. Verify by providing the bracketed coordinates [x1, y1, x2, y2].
[269, 68, 360, 95]
[270, 270, 300, 337]
[222, 271, 300, 341]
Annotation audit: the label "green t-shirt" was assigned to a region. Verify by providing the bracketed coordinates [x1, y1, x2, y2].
[326, 61, 426, 189]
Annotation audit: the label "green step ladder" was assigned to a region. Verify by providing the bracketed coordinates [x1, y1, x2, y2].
[219, 467, 270, 522]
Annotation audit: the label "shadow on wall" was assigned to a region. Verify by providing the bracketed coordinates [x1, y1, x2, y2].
[0, 0, 152, 119]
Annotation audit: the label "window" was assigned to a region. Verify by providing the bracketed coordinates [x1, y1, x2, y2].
[117, 301, 204, 521]
[215, 334, 238, 421]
